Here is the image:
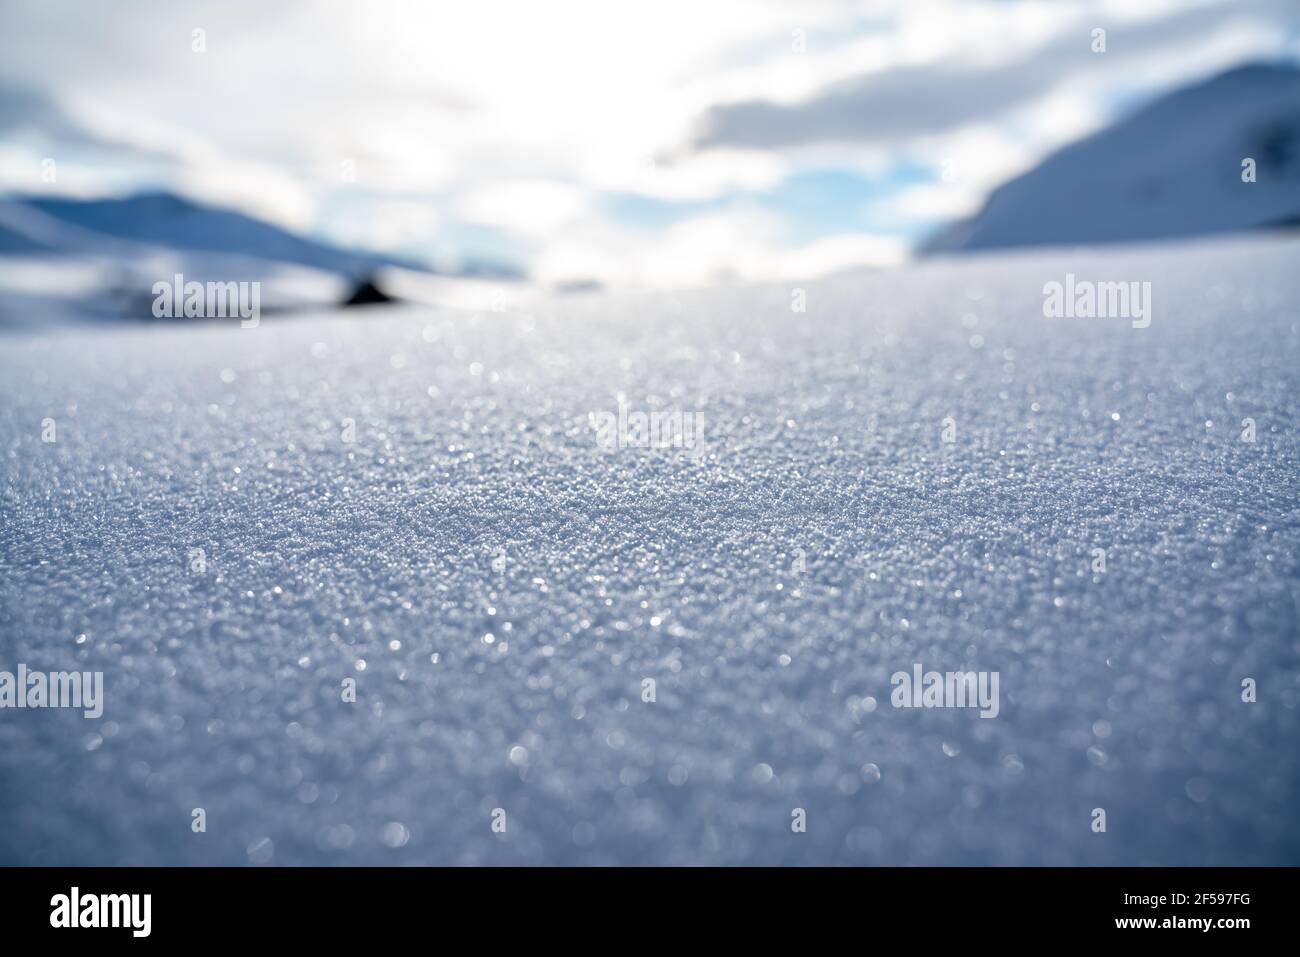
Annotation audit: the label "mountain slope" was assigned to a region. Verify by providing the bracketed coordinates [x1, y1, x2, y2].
[924, 63, 1300, 253]
[2, 191, 427, 278]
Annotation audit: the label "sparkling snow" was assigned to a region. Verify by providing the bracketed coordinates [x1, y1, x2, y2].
[1, 234, 1297, 864]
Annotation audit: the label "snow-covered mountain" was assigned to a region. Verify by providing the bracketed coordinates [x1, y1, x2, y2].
[923, 63, 1300, 253]
[0, 191, 524, 325]
[0, 190, 431, 277]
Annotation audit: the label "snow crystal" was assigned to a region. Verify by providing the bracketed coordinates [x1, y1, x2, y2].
[1, 234, 1297, 864]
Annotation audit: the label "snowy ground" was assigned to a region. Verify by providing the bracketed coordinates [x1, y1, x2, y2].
[1, 234, 1298, 865]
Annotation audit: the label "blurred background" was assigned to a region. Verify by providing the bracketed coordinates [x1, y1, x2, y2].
[1, 0, 1299, 320]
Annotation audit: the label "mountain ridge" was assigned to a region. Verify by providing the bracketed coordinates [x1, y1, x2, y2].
[0, 189, 522, 280]
[923, 62, 1300, 254]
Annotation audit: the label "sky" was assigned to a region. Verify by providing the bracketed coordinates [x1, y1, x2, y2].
[1, 0, 1298, 288]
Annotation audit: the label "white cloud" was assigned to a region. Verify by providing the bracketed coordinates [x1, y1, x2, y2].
[458, 181, 588, 236]
[0, 0, 1295, 287]
[692, 0, 1294, 150]
[532, 208, 906, 288]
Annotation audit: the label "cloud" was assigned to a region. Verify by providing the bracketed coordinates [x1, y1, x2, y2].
[0, 82, 180, 164]
[1, 0, 1297, 286]
[531, 207, 906, 287]
[458, 181, 588, 237]
[0, 85, 91, 143]
[691, 0, 1295, 151]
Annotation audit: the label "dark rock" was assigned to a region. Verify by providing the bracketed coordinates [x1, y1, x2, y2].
[343, 276, 397, 307]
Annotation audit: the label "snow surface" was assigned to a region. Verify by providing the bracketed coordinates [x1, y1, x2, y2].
[1, 234, 1298, 865]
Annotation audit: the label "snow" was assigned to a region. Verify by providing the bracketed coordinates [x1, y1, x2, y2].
[0, 192, 427, 277]
[0, 192, 525, 328]
[1, 233, 1298, 865]
[924, 64, 1300, 253]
